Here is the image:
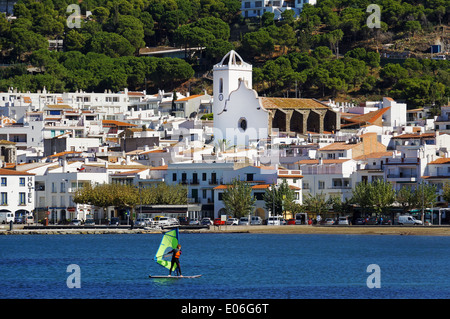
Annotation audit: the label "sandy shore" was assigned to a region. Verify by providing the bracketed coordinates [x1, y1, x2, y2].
[1, 224, 450, 236]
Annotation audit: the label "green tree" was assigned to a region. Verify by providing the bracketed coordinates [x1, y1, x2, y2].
[443, 183, 450, 205]
[351, 181, 373, 216]
[302, 192, 329, 217]
[241, 29, 274, 60]
[263, 180, 296, 218]
[396, 186, 419, 213]
[371, 180, 396, 217]
[115, 15, 146, 50]
[9, 26, 48, 61]
[89, 31, 136, 57]
[64, 30, 88, 52]
[222, 179, 256, 218]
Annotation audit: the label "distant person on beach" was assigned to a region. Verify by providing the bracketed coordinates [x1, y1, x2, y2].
[167, 244, 182, 277]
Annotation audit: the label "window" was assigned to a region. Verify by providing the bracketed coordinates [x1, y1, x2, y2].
[318, 181, 325, 189]
[246, 173, 254, 182]
[60, 182, 66, 193]
[19, 178, 25, 186]
[1, 178, 6, 186]
[254, 192, 265, 200]
[202, 173, 207, 181]
[219, 78, 223, 93]
[52, 182, 57, 193]
[238, 117, 247, 132]
[218, 193, 223, 200]
[192, 173, 198, 184]
[19, 193, 26, 205]
[172, 173, 177, 182]
[1, 192, 7, 205]
[203, 189, 207, 199]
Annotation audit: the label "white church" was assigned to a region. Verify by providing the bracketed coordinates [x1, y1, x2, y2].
[211, 50, 340, 147]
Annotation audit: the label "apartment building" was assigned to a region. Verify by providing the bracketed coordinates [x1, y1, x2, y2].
[423, 157, 450, 205]
[297, 158, 357, 201]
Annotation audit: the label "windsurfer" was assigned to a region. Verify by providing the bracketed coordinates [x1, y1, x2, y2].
[167, 244, 182, 277]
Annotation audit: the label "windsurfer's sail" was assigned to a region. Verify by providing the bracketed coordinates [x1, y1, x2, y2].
[154, 228, 179, 270]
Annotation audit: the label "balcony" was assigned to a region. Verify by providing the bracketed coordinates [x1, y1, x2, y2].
[208, 178, 223, 185]
[386, 175, 417, 183]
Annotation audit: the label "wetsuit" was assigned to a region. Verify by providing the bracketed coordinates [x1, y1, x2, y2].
[168, 248, 181, 276]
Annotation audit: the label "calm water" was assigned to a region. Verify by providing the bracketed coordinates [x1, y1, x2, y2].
[0, 233, 449, 299]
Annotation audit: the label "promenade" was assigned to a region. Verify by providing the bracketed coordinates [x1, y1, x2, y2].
[2, 224, 450, 236]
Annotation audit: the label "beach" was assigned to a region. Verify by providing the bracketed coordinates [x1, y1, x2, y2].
[2, 224, 450, 236]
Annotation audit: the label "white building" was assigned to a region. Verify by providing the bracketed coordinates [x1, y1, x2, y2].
[297, 158, 358, 201]
[241, 0, 317, 19]
[0, 168, 35, 220]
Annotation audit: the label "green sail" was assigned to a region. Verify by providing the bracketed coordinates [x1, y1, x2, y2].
[154, 228, 179, 270]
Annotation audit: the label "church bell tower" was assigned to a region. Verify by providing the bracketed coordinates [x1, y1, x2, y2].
[212, 50, 253, 128]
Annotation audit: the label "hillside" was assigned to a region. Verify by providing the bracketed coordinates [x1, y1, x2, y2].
[0, 0, 448, 109]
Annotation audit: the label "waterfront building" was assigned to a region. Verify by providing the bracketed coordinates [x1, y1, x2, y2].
[385, 132, 450, 192]
[0, 168, 35, 220]
[423, 157, 450, 206]
[297, 158, 357, 201]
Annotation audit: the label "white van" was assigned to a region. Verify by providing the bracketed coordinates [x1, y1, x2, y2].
[0, 212, 14, 224]
[239, 217, 249, 225]
[25, 215, 34, 224]
[267, 216, 282, 225]
[398, 215, 423, 225]
[250, 216, 262, 225]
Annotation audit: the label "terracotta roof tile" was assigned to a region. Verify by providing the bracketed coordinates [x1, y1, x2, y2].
[260, 98, 329, 110]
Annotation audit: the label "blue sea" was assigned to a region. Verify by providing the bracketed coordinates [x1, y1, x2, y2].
[0, 233, 449, 299]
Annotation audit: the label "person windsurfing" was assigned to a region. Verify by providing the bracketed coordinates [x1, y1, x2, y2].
[166, 244, 182, 277]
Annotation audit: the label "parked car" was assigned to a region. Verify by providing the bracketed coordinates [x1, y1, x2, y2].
[109, 217, 120, 226]
[337, 217, 349, 225]
[178, 217, 190, 225]
[85, 219, 95, 226]
[355, 218, 366, 225]
[189, 218, 200, 225]
[381, 218, 392, 225]
[323, 218, 334, 225]
[71, 219, 82, 226]
[14, 216, 24, 224]
[134, 218, 146, 227]
[143, 218, 152, 226]
[201, 217, 213, 225]
[226, 218, 239, 225]
[239, 217, 249, 225]
[366, 217, 378, 225]
[250, 216, 262, 225]
[287, 219, 296, 225]
[214, 218, 225, 226]
[169, 217, 179, 226]
[158, 217, 179, 226]
[267, 216, 282, 225]
[25, 215, 34, 224]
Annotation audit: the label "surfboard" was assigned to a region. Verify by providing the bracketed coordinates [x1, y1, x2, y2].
[149, 275, 202, 279]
